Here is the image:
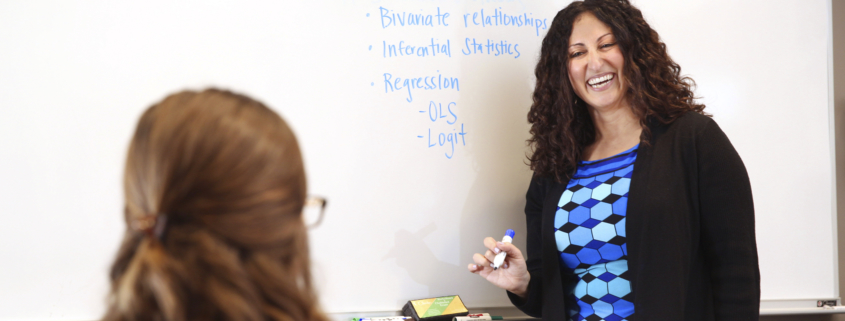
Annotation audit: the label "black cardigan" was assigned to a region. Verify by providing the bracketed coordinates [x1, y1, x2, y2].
[508, 112, 760, 320]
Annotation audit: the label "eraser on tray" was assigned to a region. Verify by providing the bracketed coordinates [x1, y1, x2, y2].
[402, 295, 469, 321]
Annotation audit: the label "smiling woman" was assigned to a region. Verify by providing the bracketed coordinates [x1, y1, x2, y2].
[529, 1, 706, 176]
[567, 16, 627, 111]
[466, 0, 760, 320]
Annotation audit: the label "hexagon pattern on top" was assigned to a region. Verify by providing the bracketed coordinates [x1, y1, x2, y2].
[555, 144, 638, 321]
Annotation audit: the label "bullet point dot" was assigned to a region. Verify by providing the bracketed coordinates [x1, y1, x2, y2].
[371, 82, 374, 86]
[366, 13, 370, 17]
[368, 45, 372, 50]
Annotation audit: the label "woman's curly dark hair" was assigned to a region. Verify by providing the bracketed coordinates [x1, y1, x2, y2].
[528, 0, 707, 183]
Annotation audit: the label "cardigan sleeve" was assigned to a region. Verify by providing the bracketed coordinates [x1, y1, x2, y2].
[506, 174, 548, 317]
[697, 119, 761, 320]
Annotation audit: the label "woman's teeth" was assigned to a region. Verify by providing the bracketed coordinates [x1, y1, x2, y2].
[588, 74, 614, 88]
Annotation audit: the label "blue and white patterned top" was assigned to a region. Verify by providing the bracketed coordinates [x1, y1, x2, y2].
[555, 144, 638, 321]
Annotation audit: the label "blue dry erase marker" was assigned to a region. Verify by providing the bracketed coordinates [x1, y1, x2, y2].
[492, 229, 515, 270]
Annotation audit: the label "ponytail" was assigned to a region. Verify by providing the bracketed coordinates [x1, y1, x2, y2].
[106, 236, 186, 321]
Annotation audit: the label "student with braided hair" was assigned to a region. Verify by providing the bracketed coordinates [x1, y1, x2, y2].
[103, 89, 328, 321]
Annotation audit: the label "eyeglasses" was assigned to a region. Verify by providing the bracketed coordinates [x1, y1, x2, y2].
[303, 196, 327, 229]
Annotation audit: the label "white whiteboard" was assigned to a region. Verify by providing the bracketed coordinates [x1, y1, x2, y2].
[0, 0, 835, 319]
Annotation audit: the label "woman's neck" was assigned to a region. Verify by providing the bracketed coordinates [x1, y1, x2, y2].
[584, 102, 642, 161]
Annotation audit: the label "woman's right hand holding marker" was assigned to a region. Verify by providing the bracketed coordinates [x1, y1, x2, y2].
[467, 236, 530, 298]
